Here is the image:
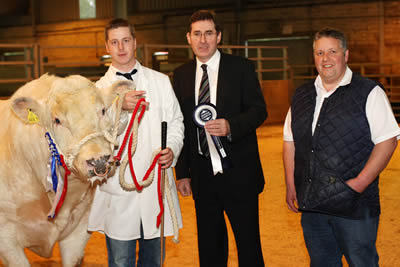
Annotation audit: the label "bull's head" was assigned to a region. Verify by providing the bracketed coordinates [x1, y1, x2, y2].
[11, 74, 132, 185]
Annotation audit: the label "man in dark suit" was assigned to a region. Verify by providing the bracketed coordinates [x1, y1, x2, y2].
[173, 10, 267, 267]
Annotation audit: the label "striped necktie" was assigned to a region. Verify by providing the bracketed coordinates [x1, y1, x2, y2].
[198, 64, 210, 158]
[116, 69, 137, 80]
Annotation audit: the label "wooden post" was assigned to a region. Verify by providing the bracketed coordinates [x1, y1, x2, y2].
[34, 44, 39, 78]
[283, 47, 288, 80]
[24, 47, 32, 81]
[257, 48, 262, 81]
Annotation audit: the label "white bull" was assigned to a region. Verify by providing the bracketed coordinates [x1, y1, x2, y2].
[0, 74, 128, 266]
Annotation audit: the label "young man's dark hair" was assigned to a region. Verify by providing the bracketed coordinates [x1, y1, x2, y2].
[104, 18, 136, 41]
[188, 9, 221, 33]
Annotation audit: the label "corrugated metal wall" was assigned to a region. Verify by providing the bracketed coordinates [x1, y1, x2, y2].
[131, 0, 381, 12]
[133, 0, 234, 12]
[96, 0, 114, 18]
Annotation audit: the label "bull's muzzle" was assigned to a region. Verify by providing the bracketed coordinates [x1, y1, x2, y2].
[87, 155, 111, 177]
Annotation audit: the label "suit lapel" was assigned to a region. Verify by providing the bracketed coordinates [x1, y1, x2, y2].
[186, 60, 196, 112]
[216, 52, 229, 113]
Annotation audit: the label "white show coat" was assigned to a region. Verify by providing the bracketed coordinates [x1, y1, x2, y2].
[88, 61, 184, 240]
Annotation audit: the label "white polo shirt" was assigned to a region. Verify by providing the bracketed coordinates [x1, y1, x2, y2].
[283, 67, 400, 144]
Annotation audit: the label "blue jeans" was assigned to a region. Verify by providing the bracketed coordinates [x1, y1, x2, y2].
[301, 212, 379, 267]
[105, 225, 164, 267]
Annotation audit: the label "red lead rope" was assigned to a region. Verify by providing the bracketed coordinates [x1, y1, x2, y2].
[113, 98, 164, 227]
[114, 97, 146, 162]
[156, 163, 163, 227]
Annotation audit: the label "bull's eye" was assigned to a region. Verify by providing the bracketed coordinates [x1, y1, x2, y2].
[102, 108, 106, 116]
[54, 118, 61, 124]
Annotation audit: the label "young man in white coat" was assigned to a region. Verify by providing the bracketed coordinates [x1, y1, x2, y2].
[88, 18, 184, 267]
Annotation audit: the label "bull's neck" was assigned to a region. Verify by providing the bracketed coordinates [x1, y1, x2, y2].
[53, 178, 95, 238]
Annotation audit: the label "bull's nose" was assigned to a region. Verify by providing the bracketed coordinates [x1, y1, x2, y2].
[87, 155, 111, 177]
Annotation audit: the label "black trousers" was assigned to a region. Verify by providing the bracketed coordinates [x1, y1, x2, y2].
[194, 175, 264, 267]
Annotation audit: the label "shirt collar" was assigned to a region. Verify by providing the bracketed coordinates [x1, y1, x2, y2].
[314, 66, 352, 97]
[110, 62, 139, 76]
[196, 49, 220, 72]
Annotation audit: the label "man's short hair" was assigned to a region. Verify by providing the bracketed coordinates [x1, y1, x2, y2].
[105, 18, 135, 41]
[313, 28, 347, 51]
[188, 10, 221, 34]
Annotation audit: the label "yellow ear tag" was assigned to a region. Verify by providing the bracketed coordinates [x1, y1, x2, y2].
[112, 95, 120, 105]
[27, 109, 39, 124]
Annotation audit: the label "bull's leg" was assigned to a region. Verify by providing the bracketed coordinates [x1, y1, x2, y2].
[59, 222, 91, 267]
[0, 213, 30, 266]
[0, 244, 30, 267]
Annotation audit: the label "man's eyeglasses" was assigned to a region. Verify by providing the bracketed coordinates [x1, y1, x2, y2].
[191, 31, 217, 40]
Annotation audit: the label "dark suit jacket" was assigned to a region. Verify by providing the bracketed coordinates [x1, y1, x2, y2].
[173, 52, 268, 199]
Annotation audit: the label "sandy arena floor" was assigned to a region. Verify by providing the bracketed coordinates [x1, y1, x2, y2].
[2, 124, 400, 266]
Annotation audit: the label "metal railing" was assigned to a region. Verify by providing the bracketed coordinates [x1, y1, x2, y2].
[290, 62, 400, 101]
[2, 42, 400, 116]
[0, 43, 289, 89]
[140, 44, 290, 81]
[0, 43, 39, 84]
[290, 62, 400, 120]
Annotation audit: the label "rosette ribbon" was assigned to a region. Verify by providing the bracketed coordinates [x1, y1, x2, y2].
[193, 103, 233, 169]
[45, 132, 71, 219]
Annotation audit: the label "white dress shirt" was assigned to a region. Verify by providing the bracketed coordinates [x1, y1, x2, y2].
[195, 50, 223, 175]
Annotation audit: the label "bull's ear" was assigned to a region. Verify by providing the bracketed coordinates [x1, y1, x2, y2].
[102, 80, 135, 108]
[11, 97, 44, 124]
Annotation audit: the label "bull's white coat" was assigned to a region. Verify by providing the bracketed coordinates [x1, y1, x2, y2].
[0, 74, 128, 266]
[88, 61, 184, 240]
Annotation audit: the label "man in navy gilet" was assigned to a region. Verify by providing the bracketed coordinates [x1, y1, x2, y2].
[283, 28, 400, 266]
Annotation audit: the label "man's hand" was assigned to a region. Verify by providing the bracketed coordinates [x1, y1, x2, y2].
[204, 118, 230, 136]
[158, 148, 174, 169]
[286, 186, 299, 213]
[283, 141, 299, 213]
[346, 137, 398, 193]
[345, 177, 366, 193]
[177, 178, 192, 197]
[122, 90, 149, 110]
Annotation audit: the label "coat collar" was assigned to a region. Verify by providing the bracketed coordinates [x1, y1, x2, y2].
[216, 52, 228, 111]
[104, 61, 149, 91]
